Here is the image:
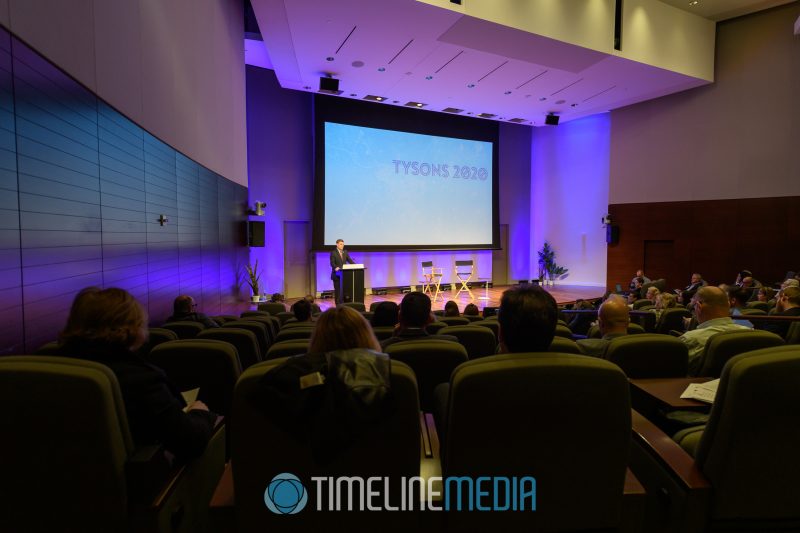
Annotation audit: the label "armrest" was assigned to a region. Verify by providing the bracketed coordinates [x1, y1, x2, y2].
[420, 413, 442, 500]
[631, 410, 709, 490]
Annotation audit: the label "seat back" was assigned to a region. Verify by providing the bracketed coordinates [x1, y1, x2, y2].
[463, 314, 483, 322]
[231, 353, 420, 531]
[654, 307, 692, 335]
[147, 327, 179, 349]
[695, 346, 800, 526]
[385, 339, 468, 411]
[371, 326, 396, 341]
[275, 311, 296, 324]
[0, 356, 132, 531]
[342, 301, 366, 312]
[258, 302, 287, 315]
[438, 325, 497, 359]
[34, 340, 60, 355]
[548, 336, 582, 354]
[211, 314, 239, 324]
[697, 329, 784, 378]
[604, 333, 688, 378]
[148, 339, 241, 417]
[223, 320, 270, 357]
[632, 299, 654, 310]
[161, 320, 206, 339]
[786, 322, 800, 344]
[439, 316, 469, 326]
[473, 319, 499, 339]
[198, 327, 262, 369]
[265, 340, 309, 360]
[426, 321, 448, 335]
[275, 325, 315, 342]
[745, 301, 769, 313]
[554, 324, 574, 339]
[443, 353, 631, 531]
[239, 315, 278, 344]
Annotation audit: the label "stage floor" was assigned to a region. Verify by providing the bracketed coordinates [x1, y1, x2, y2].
[286, 284, 605, 313]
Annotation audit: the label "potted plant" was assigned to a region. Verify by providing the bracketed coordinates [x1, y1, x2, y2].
[538, 242, 569, 285]
[245, 260, 262, 302]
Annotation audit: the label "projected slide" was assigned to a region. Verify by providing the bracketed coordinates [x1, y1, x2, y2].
[324, 122, 494, 246]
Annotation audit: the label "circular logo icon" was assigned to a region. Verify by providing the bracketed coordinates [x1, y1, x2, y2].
[264, 473, 308, 514]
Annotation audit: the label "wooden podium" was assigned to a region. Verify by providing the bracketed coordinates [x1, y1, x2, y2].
[341, 264, 365, 304]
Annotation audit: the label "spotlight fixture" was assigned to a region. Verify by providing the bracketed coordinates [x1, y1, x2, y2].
[504, 91, 512, 95]
[363, 95, 387, 102]
[405, 101, 426, 108]
[425, 75, 433, 80]
[467, 84, 476, 88]
[442, 107, 463, 113]
[377, 67, 386, 72]
[508, 118, 527, 123]
[476, 113, 496, 119]
[326, 56, 334, 62]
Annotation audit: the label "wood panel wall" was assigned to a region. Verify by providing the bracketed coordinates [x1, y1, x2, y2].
[606, 197, 800, 292]
[0, 27, 248, 355]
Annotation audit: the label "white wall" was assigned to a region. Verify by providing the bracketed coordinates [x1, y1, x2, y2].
[1, 0, 247, 186]
[531, 114, 610, 287]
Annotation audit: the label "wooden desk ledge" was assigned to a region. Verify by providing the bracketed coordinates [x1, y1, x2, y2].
[630, 410, 710, 490]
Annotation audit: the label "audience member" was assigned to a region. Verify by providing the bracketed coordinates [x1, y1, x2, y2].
[166, 295, 219, 328]
[763, 287, 800, 338]
[645, 286, 660, 301]
[270, 292, 285, 303]
[304, 294, 322, 315]
[381, 292, 458, 349]
[309, 305, 381, 353]
[567, 299, 595, 336]
[629, 269, 651, 291]
[781, 278, 799, 290]
[370, 301, 399, 328]
[497, 284, 559, 353]
[577, 295, 630, 357]
[727, 286, 754, 328]
[291, 299, 314, 323]
[463, 303, 480, 317]
[757, 286, 776, 305]
[677, 273, 707, 304]
[734, 269, 753, 287]
[59, 288, 216, 461]
[443, 300, 460, 317]
[681, 286, 751, 372]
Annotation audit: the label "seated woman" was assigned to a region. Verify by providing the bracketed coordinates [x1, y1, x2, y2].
[370, 301, 399, 328]
[58, 287, 217, 462]
[463, 303, 480, 317]
[443, 300, 460, 317]
[654, 292, 677, 320]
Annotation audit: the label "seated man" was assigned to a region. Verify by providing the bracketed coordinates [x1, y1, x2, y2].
[681, 286, 751, 373]
[763, 287, 800, 338]
[380, 291, 458, 349]
[497, 284, 559, 353]
[166, 295, 219, 328]
[727, 286, 754, 328]
[677, 272, 707, 305]
[629, 269, 651, 292]
[577, 295, 630, 358]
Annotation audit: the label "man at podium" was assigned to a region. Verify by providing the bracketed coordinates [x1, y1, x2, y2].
[330, 238, 355, 304]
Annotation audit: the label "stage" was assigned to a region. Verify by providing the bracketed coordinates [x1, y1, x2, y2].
[286, 284, 606, 313]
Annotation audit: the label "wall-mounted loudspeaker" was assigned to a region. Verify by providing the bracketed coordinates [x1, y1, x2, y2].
[545, 113, 560, 126]
[606, 224, 620, 245]
[319, 77, 341, 94]
[248, 221, 265, 247]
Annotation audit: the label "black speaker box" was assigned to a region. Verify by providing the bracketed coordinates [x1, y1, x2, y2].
[248, 221, 265, 247]
[606, 224, 620, 245]
[545, 114, 560, 126]
[319, 77, 340, 93]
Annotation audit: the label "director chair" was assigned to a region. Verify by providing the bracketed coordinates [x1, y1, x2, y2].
[420, 261, 444, 302]
[454, 260, 475, 300]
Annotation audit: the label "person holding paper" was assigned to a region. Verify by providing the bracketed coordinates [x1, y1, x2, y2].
[330, 238, 355, 304]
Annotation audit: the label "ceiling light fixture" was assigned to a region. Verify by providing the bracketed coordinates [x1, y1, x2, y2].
[377, 67, 386, 72]
[363, 95, 387, 102]
[467, 84, 476, 88]
[404, 101, 427, 108]
[326, 56, 334, 62]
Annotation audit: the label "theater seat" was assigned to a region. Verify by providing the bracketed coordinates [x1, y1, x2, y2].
[654, 308, 692, 335]
[473, 319, 499, 339]
[587, 323, 646, 338]
[548, 336, 582, 354]
[148, 339, 241, 417]
[342, 301, 366, 312]
[258, 302, 287, 315]
[631, 346, 800, 532]
[385, 339, 468, 411]
[371, 326, 396, 341]
[438, 325, 497, 359]
[439, 316, 470, 327]
[265, 340, 309, 360]
[198, 327, 262, 370]
[230, 352, 420, 532]
[693, 329, 784, 378]
[554, 323, 574, 339]
[161, 321, 205, 339]
[275, 325, 315, 342]
[0, 355, 225, 533]
[222, 320, 270, 358]
[441, 353, 635, 532]
[426, 321, 448, 335]
[604, 334, 688, 378]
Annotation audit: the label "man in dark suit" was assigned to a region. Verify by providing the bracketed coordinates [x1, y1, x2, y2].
[330, 238, 355, 304]
[380, 291, 459, 349]
[764, 286, 800, 338]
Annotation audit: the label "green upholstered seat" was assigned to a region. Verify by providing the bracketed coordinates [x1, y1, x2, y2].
[265, 339, 309, 360]
[439, 316, 470, 326]
[548, 336, 582, 354]
[371, 325, 396, 341]
[654, 307, 692, 335]
[161, 320, 205, 339]
[221, 320, 270, 357]
[438, 324, 497, 359]
[604, 333, 689, 378]
[694, 329, 784, 378]
[425, 320, 448, 335]
[257, 302, 287, 316]
[198, 327, 261, 370]
[274, 325, 315, 342]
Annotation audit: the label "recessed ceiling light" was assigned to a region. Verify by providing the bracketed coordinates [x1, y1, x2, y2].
[349, 93, 357, 97]
[378, 67, 386, 72]
[467, 84, 476, 88]
[556, 99, 566, 105]
[326, 57, 334, 62]
[504, 91, 512, 95]
[303, 86, 311, 90]
[571, 103, 578, 107]
[442, 107, 464, 113]
[689, 0, 699, 5]
[351, 60, 364, 68]
[477, 113, 496, 118]
[404, 101, 426, 108]
[363, 95, 387, 102]
[508, 118, 527, 123]
[539, 97, 547, 101]
[425, 75, 433, 80]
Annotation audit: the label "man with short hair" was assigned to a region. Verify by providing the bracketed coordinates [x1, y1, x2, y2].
[291, 299, 313, 323]
[629, 269, 651, 292]
[380, 291, 458, 349]
[497, 284, 559, 353]
[727, 286, 754, 328]
[677, 273, 707, 304]
[330, 238, 355, 304]
[681, 286, 751, 372]
[166, 295, 219, 328]
[577, 295, 630, 358]
[763, 287, 800, 338]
